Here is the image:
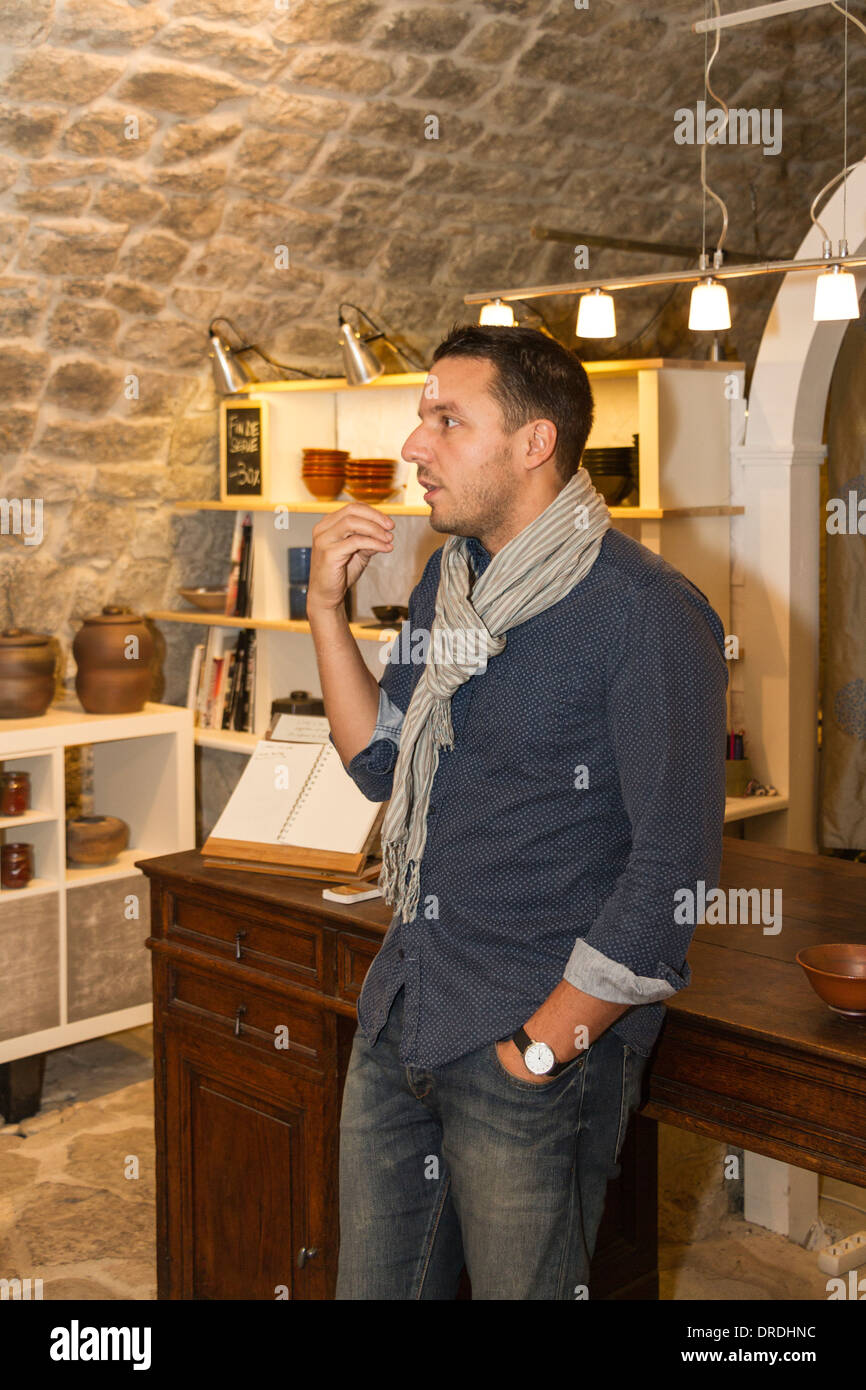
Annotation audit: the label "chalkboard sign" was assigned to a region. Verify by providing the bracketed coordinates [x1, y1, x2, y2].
[220, 400, 268, 500]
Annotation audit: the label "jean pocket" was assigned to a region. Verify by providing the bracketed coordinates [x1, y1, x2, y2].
[613, 1045, 644, 1162]
[490, 1038, 587, 1092]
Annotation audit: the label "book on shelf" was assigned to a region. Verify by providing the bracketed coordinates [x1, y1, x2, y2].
[186, 643, 205, 716]
[187, 623, 257, 734]
[233, 514, 253, 619]
[239, 630, 256, 732]
[225, 628, 247, 731]
[224, 512, 245, 617]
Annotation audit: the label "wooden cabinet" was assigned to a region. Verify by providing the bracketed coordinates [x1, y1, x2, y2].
[142, 849, 657, 1301]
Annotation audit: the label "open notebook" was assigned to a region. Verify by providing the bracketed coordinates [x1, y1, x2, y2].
[202, 720, 384, 874]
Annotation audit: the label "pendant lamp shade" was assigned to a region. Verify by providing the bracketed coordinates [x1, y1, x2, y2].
[479, 298, 516, 326]
[688, 278, 731, 331]
[813, 264, 859, 322]
[576, 289, 616, 338]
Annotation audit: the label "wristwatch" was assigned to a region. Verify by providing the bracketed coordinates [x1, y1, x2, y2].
[509, 1025, 571, 1077]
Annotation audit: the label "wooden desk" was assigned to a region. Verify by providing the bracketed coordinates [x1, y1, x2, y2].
[138, 839, 866, 1300]
[646, 839, 866, 1188]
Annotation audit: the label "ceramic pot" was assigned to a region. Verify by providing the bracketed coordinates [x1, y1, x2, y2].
[0, 629, 57, 718]
[73, 605, 153, 713]
[270, 690, 325, 717]
[66, 814, 129, 866]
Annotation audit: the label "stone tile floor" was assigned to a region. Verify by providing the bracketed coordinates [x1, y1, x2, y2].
[0, 1025, 860, 1300]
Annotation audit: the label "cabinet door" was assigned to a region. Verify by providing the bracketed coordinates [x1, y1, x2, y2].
[160, 1020, 329, 1300]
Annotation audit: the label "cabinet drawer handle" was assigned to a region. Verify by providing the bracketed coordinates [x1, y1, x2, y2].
[296, 1246, 319, 1268]
[234, 1004, 247, 1037]
[234, 930, 247, 960]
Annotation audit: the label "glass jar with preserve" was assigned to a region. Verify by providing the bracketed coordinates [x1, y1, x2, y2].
[0, 770, 30, 816]
[1, 842, 34, 888]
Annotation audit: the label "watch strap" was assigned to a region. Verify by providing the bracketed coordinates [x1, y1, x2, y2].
[511, 1024, 571, 1077]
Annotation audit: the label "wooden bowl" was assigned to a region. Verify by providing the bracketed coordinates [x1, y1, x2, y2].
[179, 587, 228, 612]
[796, 943, 866, 1018]
[67, 814, 129, 866]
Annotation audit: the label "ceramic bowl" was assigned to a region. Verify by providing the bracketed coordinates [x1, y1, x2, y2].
[796, 943, 866, 1018]
[179, 587, 229, 612]
[303, 477, 345, 500]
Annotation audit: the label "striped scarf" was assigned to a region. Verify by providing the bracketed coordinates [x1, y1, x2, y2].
[378, 466, 611, 923]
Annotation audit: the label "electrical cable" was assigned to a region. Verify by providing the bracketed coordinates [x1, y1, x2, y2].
[701, 0, 730, 258]
[339, 302, 427, 370]
[209, 316, 328, 379]
[830, 0, 866, 38]
[606, 282, 681, 357]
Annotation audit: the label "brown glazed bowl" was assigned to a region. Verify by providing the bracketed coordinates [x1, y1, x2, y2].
[0, 629, 59, 718]
[67, 814, 129, 866]
[796, 943, 866, 1018]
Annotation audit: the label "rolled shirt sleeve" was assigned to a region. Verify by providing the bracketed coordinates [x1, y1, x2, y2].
[562, 571, 729, 1006]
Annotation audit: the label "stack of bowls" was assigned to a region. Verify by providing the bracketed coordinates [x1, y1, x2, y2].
[582, 434, 639, 505]
[302, 447, 349, 501]
[345, 459, 397, 503]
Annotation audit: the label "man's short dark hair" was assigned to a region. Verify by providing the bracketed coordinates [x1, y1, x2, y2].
[430, 324, 595, 483]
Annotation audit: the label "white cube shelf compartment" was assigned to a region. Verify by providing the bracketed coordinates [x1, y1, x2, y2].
[0, 700, 194, 1064]
[245, 372, 428, 509]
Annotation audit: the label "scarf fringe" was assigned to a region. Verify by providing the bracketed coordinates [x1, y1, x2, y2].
[431, 697, 454, 751]
[378, 839, 421, 924]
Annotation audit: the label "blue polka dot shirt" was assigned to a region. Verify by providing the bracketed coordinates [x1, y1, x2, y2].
[338, 527, 729, 1067]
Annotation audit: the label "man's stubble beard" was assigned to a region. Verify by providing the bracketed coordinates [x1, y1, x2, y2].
[427, 447, 520, 540]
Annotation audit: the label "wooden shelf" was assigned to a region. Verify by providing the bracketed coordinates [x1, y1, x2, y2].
[232, 361, 744, 393]
[0, 808, 56, 831]
[65, 847, 148, 887]
[724, 796, 788, 823]
[146, 611, 396, 642]
[193, 728, 260, 753]
[171, 500, 743, 519]
[173, 498, 429, 514]
[0, 876, 58, 900]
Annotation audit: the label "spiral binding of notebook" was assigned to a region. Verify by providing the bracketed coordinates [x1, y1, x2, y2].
[276, 745, 330, 844]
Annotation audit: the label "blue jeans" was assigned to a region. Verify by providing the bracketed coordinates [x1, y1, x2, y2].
[336, 985, 647, 1300]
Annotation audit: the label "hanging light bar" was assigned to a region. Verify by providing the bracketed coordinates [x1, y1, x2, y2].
[693, 0, 834, 33]
[464, 254, 866, 306]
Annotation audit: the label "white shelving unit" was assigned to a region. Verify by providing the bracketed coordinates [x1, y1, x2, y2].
[147, 361, 779, 825]
[0, 700, 194, 1065]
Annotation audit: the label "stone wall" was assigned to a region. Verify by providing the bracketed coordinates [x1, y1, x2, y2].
[0, 0, 859, 700]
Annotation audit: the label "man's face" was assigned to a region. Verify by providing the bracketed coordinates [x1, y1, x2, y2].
[401, 356, 528, 539]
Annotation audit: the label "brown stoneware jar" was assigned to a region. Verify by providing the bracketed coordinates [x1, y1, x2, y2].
[0, 629, 57, 718]
[73, 605, 154, 714]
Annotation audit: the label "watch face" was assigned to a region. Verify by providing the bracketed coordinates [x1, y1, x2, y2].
[524, 1041, 555, 1075]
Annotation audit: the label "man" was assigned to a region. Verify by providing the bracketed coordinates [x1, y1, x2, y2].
[307, 324, 728, 1300]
